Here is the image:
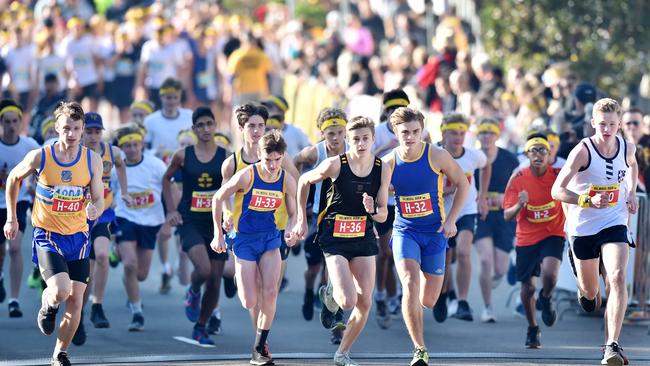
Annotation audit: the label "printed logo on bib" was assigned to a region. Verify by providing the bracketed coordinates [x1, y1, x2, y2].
[399, 193, 433, 218]
[525, 201, 559, 223]
[249, 189, 283, 211]
[102, 180, 111, 198]
[588, 184, 619, 207]
[51, 185, 84, 216]
[333, 215, 367, 238]
[191, 191, 215, 212]
[130, 190, 155, 209]
[486, 192, 504, 211]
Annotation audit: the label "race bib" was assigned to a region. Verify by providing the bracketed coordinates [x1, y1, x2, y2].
[103, 181, 111, 198]
[525, 201, 559, 223]
[399, 193, 433, 218]
[486, 192, 504, 211]
[333, 215, 366, 238]
[588, 184, 620, 207]
[131, 190, 155, 209]
[191, 191, 215, 212]
[51, 185, 84, 216]
[249, 189, 283, 211]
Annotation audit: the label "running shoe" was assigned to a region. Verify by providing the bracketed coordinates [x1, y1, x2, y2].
[192, 324, 215, 345]
[128, 312, 144, 331]
[302, 290, 314, 321]
[51, 351, 71, 366]
[72, 312, 87, 346]
[537, 289, 557, 327]
[0, 275, 5, 303]
[447, 298, 458, 316]
[27, 268, 41, 289]
[330, 328, 343, 345]
[389, 296, 401, 317]
[250, 343, 274, 365]
[37, 291, 58, 335]
[375, 298, 391, 329]
[513, 302, 526, 319]
[159, 272, 172, 294]
[602, 343, 629, 365]
[432, 293, 448, 323]
[577, 289, 601, 313]
[601, 342, 624, 366]
[207, 312, 222, 335]
[108, 249, 120, 268]
[223, 276, 237, 298]
[507, 257, 517, 286]
[279, 277, 289, 293]
[8, 300, 22, 318]
[481, 305, 496, 323]
[184, 287, 201, 322]
[525, 326, 541, 349]
[332, 308, 346, 331]
[410, 346, 429, 366]
[318, 284, 335, 329]
[454, 300, 473, 321]
[319, 282, 339, 313]
[491, 275, 504, 289]
[334, 351, 359, 366]
[90, 303, 110, 328]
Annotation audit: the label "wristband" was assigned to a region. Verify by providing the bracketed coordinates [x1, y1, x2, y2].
[578, 194, 591, 208]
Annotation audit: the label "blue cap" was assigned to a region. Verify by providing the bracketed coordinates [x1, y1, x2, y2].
[574, 83, 597, 105]
[84, 112, 104, 129]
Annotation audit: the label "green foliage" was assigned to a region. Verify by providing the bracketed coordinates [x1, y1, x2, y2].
[480, 0, 650, 98]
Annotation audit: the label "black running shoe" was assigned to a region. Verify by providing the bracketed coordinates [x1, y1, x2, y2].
[302, 290, 314, 321]
[525, 326, 541, 349]
[279, 277, 288, 293]
[207, 313, 222, 335]
[37, 291, 58, 335]
[250, 343, 274, 365]
[454, 300, 473, 321]
[128, 312, 144, 332]
[577, 290, 600, 313]
[537, 289, 556, 327]
[8, 300, 22, 318]
[0, 275, 5, 303]
[602, 342, 624, 366]
[159, 272, 172, 294]
[51, 351, 71, 366]
[331, 308, 346, 331]
[330, 328, 343, 345]
[90, 303, 110, 328]
[223, 276, 237, 298]
[432, 292, 448, 323]
[319, 285, 335, 329]
[72, 312, 86, 346]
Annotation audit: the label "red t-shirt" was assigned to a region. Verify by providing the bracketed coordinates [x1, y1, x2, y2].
[503, 166, 565, 246]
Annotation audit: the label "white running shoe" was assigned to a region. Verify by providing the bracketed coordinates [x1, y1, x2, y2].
[481, 305, 497, 323]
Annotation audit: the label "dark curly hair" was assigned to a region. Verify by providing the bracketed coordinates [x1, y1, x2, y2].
[235, 103, 268, 127]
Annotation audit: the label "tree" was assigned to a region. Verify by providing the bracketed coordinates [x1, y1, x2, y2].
[479, 0, 650, 98]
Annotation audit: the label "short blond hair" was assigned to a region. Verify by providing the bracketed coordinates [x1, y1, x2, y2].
[347, 116, 375, 135]
[390, 107, 425, 130]
[593, 98, 620, 115]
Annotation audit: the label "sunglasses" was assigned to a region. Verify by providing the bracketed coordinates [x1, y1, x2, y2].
[527, 147, 549, 156]
[625, 120, 640, 127]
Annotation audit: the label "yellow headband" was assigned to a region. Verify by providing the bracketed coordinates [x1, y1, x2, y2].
[0, 105, 22, 118]
[477, 123, 501, 135]
[67, 17, 84, 28]
[41, 119, 55, 137]
[267, 96, 288, 112]
[524, 137, 551, 153]
[320, 118, 347, 131]
[130, 101, 154, 115]
[159, 87, 179, 96]
[178, 130, 197, 144]
[214, 135, 230, 146]
[383, 98, 409, 109]
[266, 118, 282, 130]
[441, 122, 468, 132]
[547, 134, 560, 144]
[118, 133, 143, 146]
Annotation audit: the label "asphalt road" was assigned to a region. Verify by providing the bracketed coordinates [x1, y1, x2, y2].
[1, 224, 649, 366]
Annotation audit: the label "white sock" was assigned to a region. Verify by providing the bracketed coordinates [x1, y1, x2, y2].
[129, 301, 143, 314]
[8, 297, 18, 304]
[212, 308, 221, 317]
[163, 262, 172, 275]
[374, 290, 386, 301]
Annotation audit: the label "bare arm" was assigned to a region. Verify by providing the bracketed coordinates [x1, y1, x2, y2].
[212, 167, 252, 234]
[281, 154, 300, 181]
[88, 152, 105, 218]
[111, 146, 130, 200]
[5, 149, 41, 222]
[435, 148, 470, 236]
[625, 141, 639, 214]
[283, 174, 298, 245]
[368, 161, 391, 223]
[295, 157, 340, 237]
[551, 143, 589, 204]
[162, 148, 184, 224]
[294, 145, 317, 173]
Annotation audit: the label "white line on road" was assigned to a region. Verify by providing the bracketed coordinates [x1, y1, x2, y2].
[172, 336, 217, 348]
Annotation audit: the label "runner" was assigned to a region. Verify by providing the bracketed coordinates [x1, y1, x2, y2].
[113, 125, 167, 332]
[212, 130, 298, 366]
[3, 101, 104, 366]
[0, 100, 39, 317]
[473, 117, 519, 322]
[164, 107, 227, 345]
[294, 107, 347, 343]
[295, 116, 392, 366]
[76, 112, 130, 340]
[551, 98, 637, 366]
[434, 112, 489, 323]
[518, 129, 566, 169]
[503, 133, 565, 348]
[261, 95, 311, 158]
[143, 77, 193, 294]
[384, 107, 470, 366]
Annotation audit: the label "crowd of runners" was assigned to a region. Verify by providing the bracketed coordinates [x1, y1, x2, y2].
[1, 2, 649, 366]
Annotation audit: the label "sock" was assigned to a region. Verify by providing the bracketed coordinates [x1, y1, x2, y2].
[53, 350, 67, 359]
[254, 328, 270, 352]
[8, 298, 18, 304]
[212, 308, 221, 317]
[374, 290, 387, 301]
[163, 262, 172, 275]
[129, 301, 143, 314]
